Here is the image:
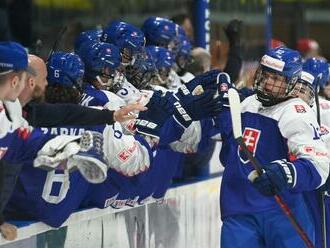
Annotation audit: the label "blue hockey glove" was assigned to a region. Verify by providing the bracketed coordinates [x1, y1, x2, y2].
[172, 86, 222, 128]
[248, 159, 296, 196]
[216, 72, 235, 107]
[135, 90, 173, 138]
[184, 69, 222, 94]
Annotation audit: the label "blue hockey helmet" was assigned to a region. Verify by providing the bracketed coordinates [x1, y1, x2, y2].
[142, 17, 178, 48]
[290, 57, 329, 106]
[321, 63, 330, 100]
[78, 40, 121, 78]
[101, 21, 146, 66]
[175, 34, 192, 70]
[302, 57, 329, 88]
[47, 51, 85, 90]
[74, 29, 102, 54]
[146, 45, 175, 84]
[124, 50, 157, 89]
[77, 40, 124, 91]
[146, 46, 175, 70]
[254, 46, 302, 106]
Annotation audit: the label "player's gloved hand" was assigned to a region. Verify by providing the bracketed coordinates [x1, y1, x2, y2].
[68, 131, 109, 183]
[135, 90, 173, 139]
[217, 72, 232, 107]
[216, 72, 246, 106]
[184, 69, 222, 95]
[224, 19, 242, 46]
[248, 159, 296, 196]
[34, 132, 109, 184]
[172, 86, 222, 128]
[34, 135, 81, 170]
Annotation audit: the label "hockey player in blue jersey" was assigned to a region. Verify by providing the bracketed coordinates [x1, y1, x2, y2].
[216, 47, 329, 248]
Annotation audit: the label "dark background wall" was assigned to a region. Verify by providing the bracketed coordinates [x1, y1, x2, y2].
[2, 0, 330, 59]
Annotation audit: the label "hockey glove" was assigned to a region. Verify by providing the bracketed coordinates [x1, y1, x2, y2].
[248, 159, 296, 196]
[135, 90, 173, 138]
[184, 69, 222, 94]
[34, 131, 109, 184]
[34, 135, 81, 170]
[68, 131, 109, 184]
[224, 19, 242, 46]
[172, 86, 222, 128]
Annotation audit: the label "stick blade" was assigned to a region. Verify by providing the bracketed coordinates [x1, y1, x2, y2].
[228, 88, 242, 139]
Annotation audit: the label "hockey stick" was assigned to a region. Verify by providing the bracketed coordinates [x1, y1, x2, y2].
[228, 88, 315, 248]
[46, 26, 67, 62]
[314, 82, 327, 248]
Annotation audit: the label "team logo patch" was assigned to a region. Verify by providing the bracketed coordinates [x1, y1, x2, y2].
[125, 120, 136, 133]
[117, 142, 138, 162]
[219, 83, 228, 92]
[304, 146, 315, 153]
[238, 127, 261, 164]
[294, 105, 306, 113]
[303, 145, 328, 157]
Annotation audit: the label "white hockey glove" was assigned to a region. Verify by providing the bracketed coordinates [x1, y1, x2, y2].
[34, 131, 109, 184]
[34, 135, 81, 170]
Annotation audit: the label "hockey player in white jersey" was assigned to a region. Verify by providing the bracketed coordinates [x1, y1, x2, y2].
[290, 57, 330, 248]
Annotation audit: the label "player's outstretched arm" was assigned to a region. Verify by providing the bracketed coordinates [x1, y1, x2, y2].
[113, 103, 147, 123]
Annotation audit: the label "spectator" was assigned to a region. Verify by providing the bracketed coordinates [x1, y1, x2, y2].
[171, 12, 194, 42]
[0, 1, 11, 41]
[297, 38, 320, 59]
[186, 47, 211, 75]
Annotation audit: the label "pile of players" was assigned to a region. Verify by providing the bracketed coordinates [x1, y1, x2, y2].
[0, 16, 223, 236]
[1, 15, 330, 248]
